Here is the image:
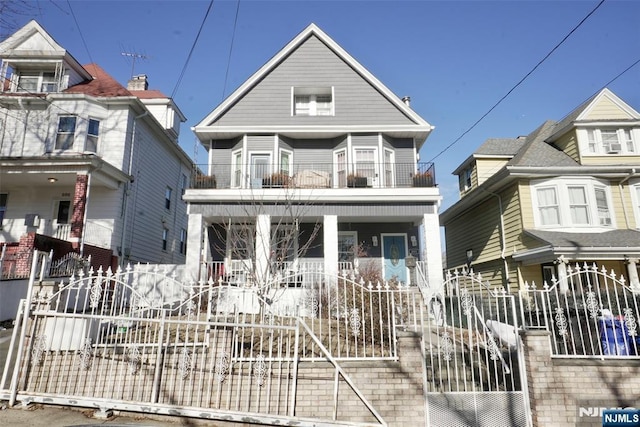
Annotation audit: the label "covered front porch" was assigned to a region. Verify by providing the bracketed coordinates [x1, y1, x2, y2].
[184, 194, 443, 290]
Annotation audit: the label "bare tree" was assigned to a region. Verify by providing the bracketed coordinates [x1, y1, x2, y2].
[210, 185, 322, 306]
[0, 0, 34, 39]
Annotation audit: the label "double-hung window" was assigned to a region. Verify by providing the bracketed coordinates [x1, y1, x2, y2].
[162, 228, 169, 251]
[165, 187, 172, 210]
[584, 128, 636, 154]
[86, 119, 100, 152]
[536, 187, 560, 226]
[533, 179, 612, 228]
[568, 186, 589, 225]
[338, 232, 357, 263]
[56, 116, 76, 150]
[293, 87, 334, 116]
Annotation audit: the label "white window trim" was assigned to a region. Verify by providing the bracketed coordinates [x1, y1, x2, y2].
[231, 149, 243, 188]
[352, 146, 379, 187]
[55, 115, 77, 150]
[85, 118, 100, 153]
[578, 127, 638, 155]
[630, 179, 640, 230]
[291, 86, 334, 116]
[338, 231, 358, 263]
[333, 148, 347, 188]
[531, 178, 615, 231]
[279, 148, 293, 176]
[383, 148, 395, 187]
[249, 151, 273, 188]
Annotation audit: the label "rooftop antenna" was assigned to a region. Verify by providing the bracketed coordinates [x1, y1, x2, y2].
[121, 51, 149, 79]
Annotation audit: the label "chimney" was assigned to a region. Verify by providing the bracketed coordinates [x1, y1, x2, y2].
[127, 74, 148, 91]
[402, 96, 411, 107]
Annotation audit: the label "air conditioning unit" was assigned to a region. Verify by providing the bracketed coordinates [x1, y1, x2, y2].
[608, 143, 622, 153]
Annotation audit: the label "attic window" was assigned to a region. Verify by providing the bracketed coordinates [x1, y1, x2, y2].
[585, 128, 636, 154]
[293, 87, 333, 116]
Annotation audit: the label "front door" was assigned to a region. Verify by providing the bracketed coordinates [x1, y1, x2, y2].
[382, 234, 407, 284]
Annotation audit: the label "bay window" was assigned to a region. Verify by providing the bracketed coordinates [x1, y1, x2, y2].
[533, 179, 612, 228]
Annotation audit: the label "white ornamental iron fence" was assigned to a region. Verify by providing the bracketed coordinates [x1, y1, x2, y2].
[0, 250, 413, 424]
[520, 262, 640, 358]
[425, 268, 523, 394]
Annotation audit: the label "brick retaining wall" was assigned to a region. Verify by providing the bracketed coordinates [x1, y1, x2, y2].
[521, 330, 640, 427]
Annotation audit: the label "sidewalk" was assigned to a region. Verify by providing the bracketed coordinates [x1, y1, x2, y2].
[0, 404, 182, 426]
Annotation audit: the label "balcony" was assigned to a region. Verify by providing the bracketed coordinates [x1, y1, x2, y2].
[191, 162, 435, 190]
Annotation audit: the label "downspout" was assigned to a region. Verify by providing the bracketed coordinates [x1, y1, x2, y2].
[79, 171, 92, 257]
[618, 168, 638, 229]
[119, 110, 148, 266]
[480, 188, 510, 291]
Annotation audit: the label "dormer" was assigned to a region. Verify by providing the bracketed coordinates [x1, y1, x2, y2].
[127, 75, 186, 139]
[0, 20, 92, 94]
[453, 137, 526, 197]
[547, 88, 640, 165]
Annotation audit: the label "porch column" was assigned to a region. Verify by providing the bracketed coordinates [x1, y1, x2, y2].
[255, 214, 271, 287]
[70, 173, 89, 251]
[185, 213, 204, 281]
[422, 213, 443, 293]
[626, 258, 640, 293]
[323, 215, 338, 280]
[556, 256, 569, 294]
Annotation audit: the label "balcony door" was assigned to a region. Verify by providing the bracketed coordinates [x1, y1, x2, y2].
[354, 148, 378, 187]
[250, 153, 271, 189]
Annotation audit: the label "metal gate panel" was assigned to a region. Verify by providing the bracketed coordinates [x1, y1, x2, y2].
[424, 270, 531, 426]
[1, 252, 388, 426]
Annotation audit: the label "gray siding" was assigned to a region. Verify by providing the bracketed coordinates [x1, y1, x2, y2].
[247, 135, 273, 151]
[351, 134, 378, 147]
[211, 35, 415, 127]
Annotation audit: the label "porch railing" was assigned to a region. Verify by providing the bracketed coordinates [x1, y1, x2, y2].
[520, 262, 640, 358]
[191, 161, 435, 190]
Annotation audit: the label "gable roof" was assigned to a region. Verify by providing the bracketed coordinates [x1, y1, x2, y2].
[64, 63, 132, 97]
[0, 20, 92, 81]
[193, 23, 433, 143]
[506, 120, 578, 168]
[548, 88, 640, 141]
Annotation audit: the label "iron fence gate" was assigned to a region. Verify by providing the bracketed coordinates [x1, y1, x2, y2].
[424, 269, 531, 427]
[1, 251, 428, 426]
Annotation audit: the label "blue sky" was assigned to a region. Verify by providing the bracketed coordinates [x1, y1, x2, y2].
[5, 0, 640, 210]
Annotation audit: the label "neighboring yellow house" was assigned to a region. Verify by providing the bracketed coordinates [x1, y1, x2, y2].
[440, 88, 640, 292]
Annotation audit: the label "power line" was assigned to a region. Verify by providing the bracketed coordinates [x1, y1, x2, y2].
[66, 0, 95, 67]
[222, 0, 241, 100]
[171, 0, 215, 99]
[427, 0, 606, 163]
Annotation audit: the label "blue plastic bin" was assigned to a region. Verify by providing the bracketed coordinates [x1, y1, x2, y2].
[599, 316, 632, 356]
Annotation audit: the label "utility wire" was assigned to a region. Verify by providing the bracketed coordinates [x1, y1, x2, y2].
[222, 0, 241, 100]
[171, 0, 215, 99]
[428, 0, 606, 163]
[66, 0, 95, 67]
